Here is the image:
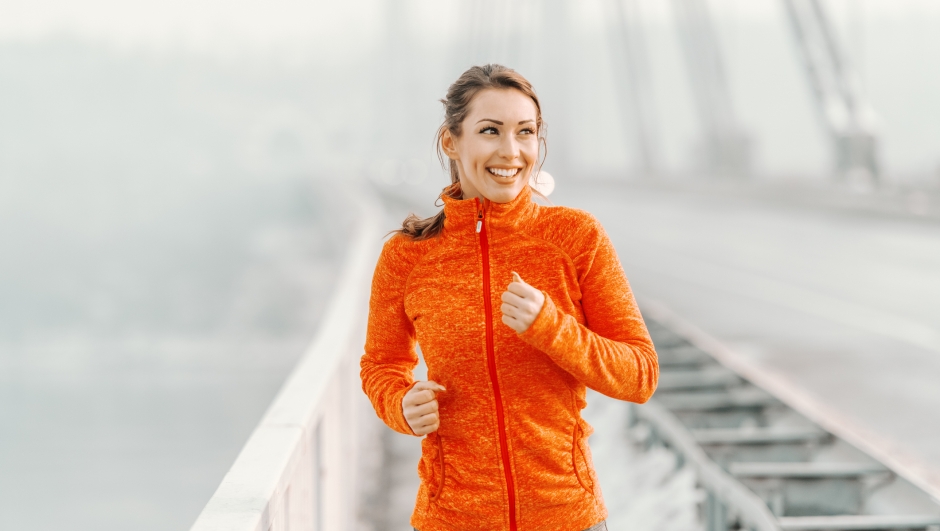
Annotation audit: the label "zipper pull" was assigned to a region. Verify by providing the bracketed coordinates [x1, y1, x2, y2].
[476, 207, 483, 233]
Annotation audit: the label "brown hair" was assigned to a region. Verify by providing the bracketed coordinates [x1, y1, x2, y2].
[395, 64, 548, 241]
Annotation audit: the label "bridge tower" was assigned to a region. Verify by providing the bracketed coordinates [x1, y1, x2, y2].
[782, 0, 881, 185]
[671, 0, 752, 179]
[606, 0, 661, 178]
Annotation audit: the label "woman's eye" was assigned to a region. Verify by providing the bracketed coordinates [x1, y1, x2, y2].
[480, 126, 498, 134]
[519, 128, 535, 135]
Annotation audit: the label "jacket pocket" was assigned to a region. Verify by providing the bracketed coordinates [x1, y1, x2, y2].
[571, 421, 596, 497]
[419, 432, 446, 503]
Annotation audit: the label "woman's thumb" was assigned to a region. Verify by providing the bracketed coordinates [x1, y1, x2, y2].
[416, 380, 446, 392]
[511, 271, 523, 284]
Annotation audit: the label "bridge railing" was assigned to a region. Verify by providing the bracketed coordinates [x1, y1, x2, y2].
[636, 299, 940, 531]
[190, 197, 380, 531]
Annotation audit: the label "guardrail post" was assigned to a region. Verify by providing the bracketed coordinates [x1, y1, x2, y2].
[705, 491, 727, 531]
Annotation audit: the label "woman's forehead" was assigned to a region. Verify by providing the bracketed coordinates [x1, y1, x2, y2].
[466, 88, 538, 123]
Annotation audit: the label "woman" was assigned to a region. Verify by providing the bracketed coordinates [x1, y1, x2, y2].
[361, 64, 658, 531]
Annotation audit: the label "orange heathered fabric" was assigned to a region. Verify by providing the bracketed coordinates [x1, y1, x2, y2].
[361, 184, 659, 531]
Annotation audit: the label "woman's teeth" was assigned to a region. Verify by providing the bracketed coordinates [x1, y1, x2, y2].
[488, 168, 520, 178]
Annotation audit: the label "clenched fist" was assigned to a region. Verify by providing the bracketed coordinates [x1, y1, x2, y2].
[402, 381, 446, 436]
[500, 271, 545, 333]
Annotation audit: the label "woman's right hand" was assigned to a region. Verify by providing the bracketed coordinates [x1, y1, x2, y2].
[402, 381, 446, 435]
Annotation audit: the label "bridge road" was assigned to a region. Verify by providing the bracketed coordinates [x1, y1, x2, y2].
[554, 179, 940, 497]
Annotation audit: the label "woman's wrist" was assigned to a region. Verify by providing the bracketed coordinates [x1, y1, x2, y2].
[517, 291, 560, 348]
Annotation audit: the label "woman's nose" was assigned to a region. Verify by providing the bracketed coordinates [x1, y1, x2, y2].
[497, 135, 520, 160]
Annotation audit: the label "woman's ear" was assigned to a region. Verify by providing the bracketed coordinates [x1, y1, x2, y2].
[441, 129, 459, 161]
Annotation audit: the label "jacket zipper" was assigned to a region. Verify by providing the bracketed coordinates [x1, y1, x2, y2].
[476, 198, 517, 530]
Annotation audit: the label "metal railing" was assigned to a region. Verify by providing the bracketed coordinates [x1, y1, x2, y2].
[635, 300, 940, 531]
[190, 196, 380, 531]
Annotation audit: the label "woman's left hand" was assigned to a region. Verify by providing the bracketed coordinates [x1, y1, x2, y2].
[501, 271, 545, 333]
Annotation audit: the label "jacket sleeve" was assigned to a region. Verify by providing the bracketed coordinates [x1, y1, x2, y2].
[360, 235, 419, 435]
[518, 214, 659, 403]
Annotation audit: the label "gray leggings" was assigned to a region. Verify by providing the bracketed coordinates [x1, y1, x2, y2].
[415, 520, 608, 531]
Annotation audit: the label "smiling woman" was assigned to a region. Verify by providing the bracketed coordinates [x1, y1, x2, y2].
[440, 87, 540, 204]
[396, 65, 548, 241]
[360, 64, 659, 531]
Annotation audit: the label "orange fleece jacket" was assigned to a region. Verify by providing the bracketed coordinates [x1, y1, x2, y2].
[361, 184, 659, 531]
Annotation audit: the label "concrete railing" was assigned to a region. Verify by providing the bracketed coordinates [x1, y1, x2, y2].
[191, 195, 380, 531]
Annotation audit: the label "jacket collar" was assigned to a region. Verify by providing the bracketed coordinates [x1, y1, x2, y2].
[441, 183, 538, 236]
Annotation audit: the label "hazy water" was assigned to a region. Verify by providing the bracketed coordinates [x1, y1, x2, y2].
[0, 40, 359, 530]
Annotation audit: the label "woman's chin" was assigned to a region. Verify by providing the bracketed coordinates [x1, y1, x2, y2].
[484, 182, 525, 203]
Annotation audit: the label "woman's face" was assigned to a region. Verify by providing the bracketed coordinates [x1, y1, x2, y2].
[442, 88, 539, 204]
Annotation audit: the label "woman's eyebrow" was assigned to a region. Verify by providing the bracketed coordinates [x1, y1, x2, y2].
[475, 118, 536, 125]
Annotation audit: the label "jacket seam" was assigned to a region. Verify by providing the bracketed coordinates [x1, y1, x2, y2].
[510, 209, 601, 282]
[428, 433, 446, 503]
[572, 420, 594, 496]
[511, 230, 584, 289]
[399, 237, 443, 308]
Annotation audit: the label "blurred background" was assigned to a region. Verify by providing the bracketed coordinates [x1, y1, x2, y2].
[1, 1, 939, 530]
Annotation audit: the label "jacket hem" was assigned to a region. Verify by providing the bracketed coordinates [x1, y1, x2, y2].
[389, 381, 420, 435]
[410, 501, 607, 531]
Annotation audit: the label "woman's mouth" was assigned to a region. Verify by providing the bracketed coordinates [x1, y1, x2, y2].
[487, 167, 521, 178]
